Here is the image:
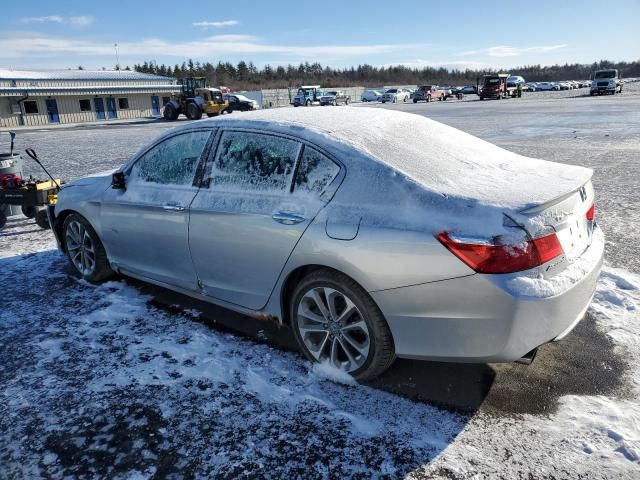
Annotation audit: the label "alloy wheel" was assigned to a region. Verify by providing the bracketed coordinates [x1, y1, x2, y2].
[296, 286, 370, 372]
[65, 220, 96, 276]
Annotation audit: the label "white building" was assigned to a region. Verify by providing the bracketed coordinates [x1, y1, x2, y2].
[0, 69, 180, 128]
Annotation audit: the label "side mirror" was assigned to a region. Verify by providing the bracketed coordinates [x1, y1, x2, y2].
[112, 171, 126, 190]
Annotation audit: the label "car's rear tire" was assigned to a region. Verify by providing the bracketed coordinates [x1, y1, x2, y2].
[290, 269, 395, 380]
[63, 213, 113, 283]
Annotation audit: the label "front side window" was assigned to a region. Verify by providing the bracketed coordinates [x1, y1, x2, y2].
[294, 147, 340, 195]
[129, 130, 211, 185]
[210, 131, 300, 192]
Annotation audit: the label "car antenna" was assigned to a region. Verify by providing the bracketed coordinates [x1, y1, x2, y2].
[24, 148, 60, 189]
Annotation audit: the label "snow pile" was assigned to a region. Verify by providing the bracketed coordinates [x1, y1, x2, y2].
[0, 250, 463, 478]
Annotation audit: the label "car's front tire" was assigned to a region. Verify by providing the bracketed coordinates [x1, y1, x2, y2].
[63, 213, 113, 283]
[290, 269, 395, 380]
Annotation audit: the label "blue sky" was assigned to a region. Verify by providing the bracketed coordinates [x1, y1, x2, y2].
[1, 0, 639, 71]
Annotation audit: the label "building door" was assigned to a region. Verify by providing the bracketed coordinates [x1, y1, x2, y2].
[94, 98, 106, 120]
[151, 95, 160, 116]
[106, 97, 117, 119]
[45, 99, 60, 123]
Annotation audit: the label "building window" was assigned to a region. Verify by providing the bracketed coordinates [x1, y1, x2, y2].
[23, 100, 38, 114]
[79, 99, 92, 111]
[162, 96, 170, 106]
[118, 98, 129, 109]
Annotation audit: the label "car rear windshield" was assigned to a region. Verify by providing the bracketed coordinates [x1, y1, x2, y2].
[386, 89, 397, 93]
[595, 71, 616, 79]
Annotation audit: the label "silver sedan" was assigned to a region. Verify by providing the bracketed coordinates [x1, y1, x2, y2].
[50, 108, 604, 379]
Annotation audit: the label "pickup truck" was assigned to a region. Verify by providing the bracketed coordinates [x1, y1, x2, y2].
[413, 85, 445, 103]
[319, 90, 351, 106]
[590, 69, 623, 95]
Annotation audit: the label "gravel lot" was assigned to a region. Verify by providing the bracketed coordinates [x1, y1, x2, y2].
[1, 85, 639, 478]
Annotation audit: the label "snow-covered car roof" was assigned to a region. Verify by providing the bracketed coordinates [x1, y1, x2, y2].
[180, 108, 591, 210]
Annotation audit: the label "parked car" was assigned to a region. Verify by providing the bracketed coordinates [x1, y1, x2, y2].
[413, 85, 444, 102]
[535, 82, 559, 91]
[460, 85, 477, 94]
[50, 109, 603, 380]
[525, 82, 538, 92]
[222, 94, 259, 113]
[506, 76, 525, 88]
[381, 88, 410, 103]
[320, 90, 351, 106]
[590, 69, 623, 95]
[361, 90, 382, 102]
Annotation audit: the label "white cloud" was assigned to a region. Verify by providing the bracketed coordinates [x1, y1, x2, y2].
[0, 32, 415, 59]
[69, 16, 94, 27]
[204, 34, 259, 43]
[192, 20, 239, 28]
[460, 44, 568, 57]
[18, 15, 94, 27]
[19, 16, 63, 24]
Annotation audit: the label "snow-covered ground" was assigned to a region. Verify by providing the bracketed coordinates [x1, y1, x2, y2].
[1, 90, 640, 478]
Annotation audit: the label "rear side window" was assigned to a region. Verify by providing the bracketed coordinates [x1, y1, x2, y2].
[211, 131, 300, 192]
[129, 130, 211, 185]
[294, 147, 340, 194]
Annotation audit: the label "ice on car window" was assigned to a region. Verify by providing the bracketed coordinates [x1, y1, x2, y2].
[129, 130, 210, 185]
[211, 132, 300, 192]
[295, 147, 340, 195]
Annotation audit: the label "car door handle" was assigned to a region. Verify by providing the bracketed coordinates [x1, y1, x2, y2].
[272, 212, 306, 225]
[163, 202, 185, 211]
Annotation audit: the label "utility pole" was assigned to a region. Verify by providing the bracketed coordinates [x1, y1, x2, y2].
[114, 43, 120, 71]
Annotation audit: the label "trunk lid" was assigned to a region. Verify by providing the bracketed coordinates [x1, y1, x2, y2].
[518, 179, 595, 261]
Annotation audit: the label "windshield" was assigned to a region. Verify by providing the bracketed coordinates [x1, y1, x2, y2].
[595, 71, 616, 79]
[386, 89, 397, 93]
[325, 91, 338, 96]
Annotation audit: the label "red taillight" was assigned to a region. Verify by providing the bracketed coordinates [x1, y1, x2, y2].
[436, 232, 564, 274]
[586, 203, 595, 221]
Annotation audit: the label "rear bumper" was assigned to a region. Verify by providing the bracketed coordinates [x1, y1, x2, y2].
[370, 227, 605, 363]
